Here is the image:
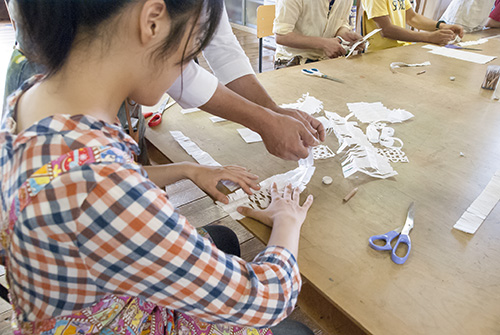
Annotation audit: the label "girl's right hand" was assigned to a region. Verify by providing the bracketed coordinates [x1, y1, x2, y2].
[237, 183, 313, 228]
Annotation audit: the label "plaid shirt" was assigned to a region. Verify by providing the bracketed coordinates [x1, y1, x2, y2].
[0, 77, 301, 332]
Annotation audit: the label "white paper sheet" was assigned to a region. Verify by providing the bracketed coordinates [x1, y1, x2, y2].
[169, 131, 239, 191]
[237, 128, 263, 143]
[454, 170, 500, 234]
[422, 44, 496, 64]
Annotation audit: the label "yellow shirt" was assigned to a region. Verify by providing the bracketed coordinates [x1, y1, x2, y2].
[361, 0, 412, 51]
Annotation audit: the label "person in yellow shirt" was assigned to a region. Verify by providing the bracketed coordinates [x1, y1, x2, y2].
[362, 0, 464, 51]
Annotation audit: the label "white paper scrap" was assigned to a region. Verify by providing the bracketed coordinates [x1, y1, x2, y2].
[209, 116, 227, 123]
[280, 93, 323, 115]
[237, 128, 263, 143]
[169, 131, 239, 191]
[347, 102, 414, 124]
[181, 108, 201, 114]
[422, 45, 496, 65]
[458, 38, 488, 47]
[454, 170, 500, 234]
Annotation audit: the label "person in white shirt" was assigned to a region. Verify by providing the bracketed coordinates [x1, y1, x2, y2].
[273, 0, 362, 68]
[3, 2, 324, 162]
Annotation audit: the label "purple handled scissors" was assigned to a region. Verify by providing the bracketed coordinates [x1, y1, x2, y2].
[369, 202, 415, 265]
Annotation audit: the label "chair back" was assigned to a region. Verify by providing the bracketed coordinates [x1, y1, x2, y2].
[257, 5, 275, 39]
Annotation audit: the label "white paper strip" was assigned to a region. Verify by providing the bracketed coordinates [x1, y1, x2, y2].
[237, 128, 263, 143]
[169, 131, 239, 191]
[280, 93, 323, 115]
[346, 102, 414, 124]
[422, 45, 496, 64]
[454, 170, 500, 234]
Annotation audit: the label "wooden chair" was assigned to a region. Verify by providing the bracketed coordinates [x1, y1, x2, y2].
[256, 5, 275, 73]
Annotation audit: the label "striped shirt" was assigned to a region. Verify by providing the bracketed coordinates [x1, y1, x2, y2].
[0, 77, 302, 333]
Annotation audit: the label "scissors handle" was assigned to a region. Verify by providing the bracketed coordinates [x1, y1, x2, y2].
[148, 113, 162, 127]
[368, 230, 399, 251]
[391, 233, 411, 265]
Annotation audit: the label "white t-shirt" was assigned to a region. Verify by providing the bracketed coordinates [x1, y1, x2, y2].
[167, 7, 255, 109]
[273, 0, 352, 61]
[440, 0, 496, 32]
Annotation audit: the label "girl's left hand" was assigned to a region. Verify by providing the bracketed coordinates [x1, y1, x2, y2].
[189, 165, 260, 204]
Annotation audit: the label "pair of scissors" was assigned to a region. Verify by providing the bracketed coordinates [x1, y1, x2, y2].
[143, 97, 176, 127]
[368, 202, 415, 265]
[445, 44, 482, 51]
[301, 68, 344, 83]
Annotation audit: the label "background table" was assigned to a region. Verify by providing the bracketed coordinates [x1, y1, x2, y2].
[146, 29, 500, 335]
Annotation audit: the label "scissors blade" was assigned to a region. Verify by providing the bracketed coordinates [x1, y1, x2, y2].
[401, 202, 415, 235]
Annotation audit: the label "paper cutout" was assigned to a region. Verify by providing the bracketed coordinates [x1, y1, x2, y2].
[312, 145, 335, 160]
[454, 170, 500, 234]
[169, 131, 239, 191]
[390, 61, 431, 73]
[347, 102, 414, 124]
[422, 44, 496, 65]
[458, 38, 488, 47]
[324, 113, 398, 179]
[180, 108, 201, 114]
[280, 93, 324, 115]
[209, 116, 227, 123]
[298, 147, 314, 168]
[217, 165, 316, 220]
[376, 148, 409, 163]
[237, 128, 263, 143]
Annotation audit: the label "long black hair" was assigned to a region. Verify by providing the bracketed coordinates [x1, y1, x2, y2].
[16, 0, 223, 76]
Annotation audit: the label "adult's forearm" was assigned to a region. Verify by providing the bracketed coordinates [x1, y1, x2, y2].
[486, 18, 500, 28]
[267, 220, 301, 258]
[225, 74, 279, 111]
[200, 82, 274, 133]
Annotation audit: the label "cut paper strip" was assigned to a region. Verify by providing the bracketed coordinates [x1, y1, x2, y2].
[170, 131, 238, 191]
[280, 93, 323, 115]
[347, 102, 414, 124]
[237, 128, 263, 143]
[209, 116, 227, 123]
[181, 108, 201, 114]
[422, 44, 496, 65]
[217, 165, 316, 220]
[390, 61, 431, 73]
[453, 170, 500, 234]
[312, 145, 335, 160]
[458, 38, 488, 47]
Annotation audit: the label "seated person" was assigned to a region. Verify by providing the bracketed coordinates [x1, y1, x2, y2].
[362, 0, 464, 51]
[273, 0, 363, 68]
[486, 0, 500, 27]
[440, 0, 497, 32]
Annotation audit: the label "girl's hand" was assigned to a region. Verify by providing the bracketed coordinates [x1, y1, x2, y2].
[190, 165, 260, 204]
[237, 183, 313, 228]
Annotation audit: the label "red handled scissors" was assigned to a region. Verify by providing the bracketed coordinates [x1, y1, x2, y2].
[143, 97, 176, 127]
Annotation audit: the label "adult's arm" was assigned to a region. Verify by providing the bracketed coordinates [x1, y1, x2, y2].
[406, 8, 464, 37]
[486, 4, 500, 27]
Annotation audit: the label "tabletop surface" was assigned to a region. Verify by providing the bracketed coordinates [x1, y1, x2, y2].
[146, 29, 500, 335]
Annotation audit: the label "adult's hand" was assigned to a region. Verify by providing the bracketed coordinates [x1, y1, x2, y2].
[259, 111, 320, 161]
[321, 37, 346, 58]
[273, 106, 326, 142]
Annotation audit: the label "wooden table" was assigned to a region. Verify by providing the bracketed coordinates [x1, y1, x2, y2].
[146, 29, 500, 335]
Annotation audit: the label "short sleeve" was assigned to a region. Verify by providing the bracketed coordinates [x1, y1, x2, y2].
[490, 2, 500, 22]
[405, 0, 413, 11]
[362, 0, 391, 20]
[273, 0, 302, 35]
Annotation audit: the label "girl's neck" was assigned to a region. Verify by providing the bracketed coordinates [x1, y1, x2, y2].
[15, 46, 134, 133]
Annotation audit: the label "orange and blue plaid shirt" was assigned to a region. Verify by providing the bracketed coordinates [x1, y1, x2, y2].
[0, 77, 301, 334]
